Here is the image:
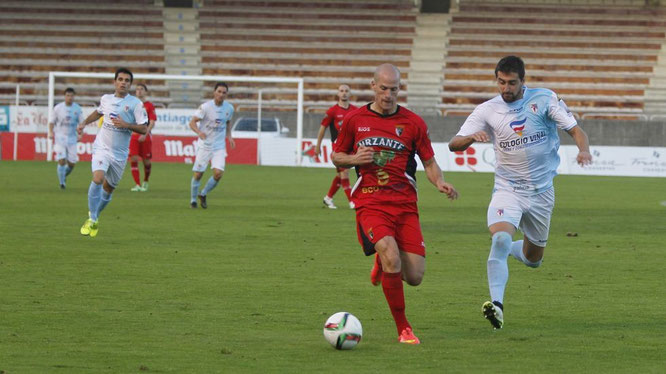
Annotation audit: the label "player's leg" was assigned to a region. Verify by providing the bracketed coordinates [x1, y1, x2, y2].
[54, 141, 67, 188]
[129, 136, 142, 190]
[323, 173, 341, 209]
[191, 147, 212, 207]
[90, 157, 123, 237]
[198, 149, 226, 208]
[357, 207, 418, 344]
[395, 209, 426, 286]
[338, 168, 354, 208]
[141, 135, 152, 190]
[513, 188, 554, 268]
[483, 190, 523, 329]
[57, 158, 67, 188]
[65, 143, 77, 177]
[82, 154, 106, 236]
[130, 155, 142, 191]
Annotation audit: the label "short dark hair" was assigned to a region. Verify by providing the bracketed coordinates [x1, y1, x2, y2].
[495, 56, 525, 81]
[115, 67, 133, 82]
[214, 82, 228, 91]
[136, 83, 148, 91]
[64, 87, 75, 94]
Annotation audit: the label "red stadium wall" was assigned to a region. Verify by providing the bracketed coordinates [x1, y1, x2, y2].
[0, 133, 257, 164]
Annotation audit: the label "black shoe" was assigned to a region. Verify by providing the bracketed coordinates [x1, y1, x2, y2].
[198, 194, 207, 209]
[60, 184, 66, 190]
[190, 201, 197, 209]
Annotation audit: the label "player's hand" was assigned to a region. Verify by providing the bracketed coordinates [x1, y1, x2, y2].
[437, 181, 459, 200]
[229, 137, 235, 149]
[47, 131, 53, 140]
[471, 131, 490, 143]
[354, 145, 375, 165]
[138, 134, 146, 142]
[76, 122, 85, 135]
[198, 132, 207, 140]
[576, 151, 592, 166]
[111, 117, 129, 129]
[314, 144, 321, 157]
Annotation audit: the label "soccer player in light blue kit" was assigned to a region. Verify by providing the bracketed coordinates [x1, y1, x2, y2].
[48, 87, 83, 189]
[449, 56, 592, 329]
[188, 82, 235, 209]
[76, 68, 148, 237]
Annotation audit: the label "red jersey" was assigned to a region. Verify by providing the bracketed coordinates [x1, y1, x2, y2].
[132, 100, 157, 140]
[321, 103, 357, 142]
[333, 104, 435, 208]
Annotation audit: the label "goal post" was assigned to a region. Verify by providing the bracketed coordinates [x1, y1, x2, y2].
[47, 71, 305, 164]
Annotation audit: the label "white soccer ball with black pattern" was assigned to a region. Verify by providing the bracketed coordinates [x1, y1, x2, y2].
[323, 312, 363, 350]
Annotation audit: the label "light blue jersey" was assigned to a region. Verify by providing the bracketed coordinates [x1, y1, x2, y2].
[53, 102, 82, 145]
[457, 87, 577, 195]
[94, 93, 148, 160]
[193, 100, 234, 151]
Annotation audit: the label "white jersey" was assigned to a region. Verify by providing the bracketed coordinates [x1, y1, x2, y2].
[194, 100, 234, 151]
[457, 86, 577, 195]
[93, 93, 148, 160]
[52, 102, 82, 145]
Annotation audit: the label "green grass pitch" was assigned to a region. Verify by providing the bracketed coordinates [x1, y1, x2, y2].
[0, 161, 664, 373]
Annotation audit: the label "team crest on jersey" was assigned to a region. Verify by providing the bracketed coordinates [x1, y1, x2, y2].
[124, 105, 129, 112]
[509, 118, 527, 137]
[497, 209, 504, 216]
[530, 103, 538, 114]
[395, 125, 404, 137]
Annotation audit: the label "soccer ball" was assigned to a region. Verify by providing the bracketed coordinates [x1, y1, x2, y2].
[323, 312, 363, 350]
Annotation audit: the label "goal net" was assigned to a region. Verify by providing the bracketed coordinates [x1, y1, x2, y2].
[46, 71, 305, 164]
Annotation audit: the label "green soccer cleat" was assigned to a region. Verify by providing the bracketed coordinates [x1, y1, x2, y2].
[141, 182, 149, 192]
[130, 184, 144, 192]
[80, 218, 92, 236]
[89, 220, 99, 238]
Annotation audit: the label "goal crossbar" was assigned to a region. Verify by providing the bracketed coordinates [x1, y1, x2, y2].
[47, 71, 305, 164]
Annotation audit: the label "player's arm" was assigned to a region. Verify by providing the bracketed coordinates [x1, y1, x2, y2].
[226, 120, 235, 149]
[448, 132, 489, 152]
[331, 146, 374, 168]
[77, 111, 103, 135]
[314, 125, 327, 157]
[188, 116, 205, 140]
[48, 120, 54, 139]
[566, 126, 592, 166]
[423, 157, 458, 200]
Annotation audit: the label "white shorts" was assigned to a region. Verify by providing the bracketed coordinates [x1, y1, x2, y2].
[54, 141, 78, 163]
[192, 147, 226, 172]
[91, 150, 127, 188]
[487, 187, 555, 247]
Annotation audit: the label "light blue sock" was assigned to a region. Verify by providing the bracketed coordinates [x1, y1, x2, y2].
[200, 176, 219, 196]
[487, 231, 512, 304]
[88, 182, 102, 220]
[191, 177, 201, 203]
[57, 164, 67, 185]
[95, 190, 112, 220]
[65, 165, 73, 176]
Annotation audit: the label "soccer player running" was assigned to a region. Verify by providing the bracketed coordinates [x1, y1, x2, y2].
[188, 82, 235, 209]
[315, 84, 357, 209]
[76, 68, 148, 237]
[332, 64, 458, 344]
[129, 83, 157, 192]
[48, 87, 83, 189]
[448, 56, 592, 329]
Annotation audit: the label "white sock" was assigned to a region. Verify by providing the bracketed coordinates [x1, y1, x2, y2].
[487, 232, 512, 304]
